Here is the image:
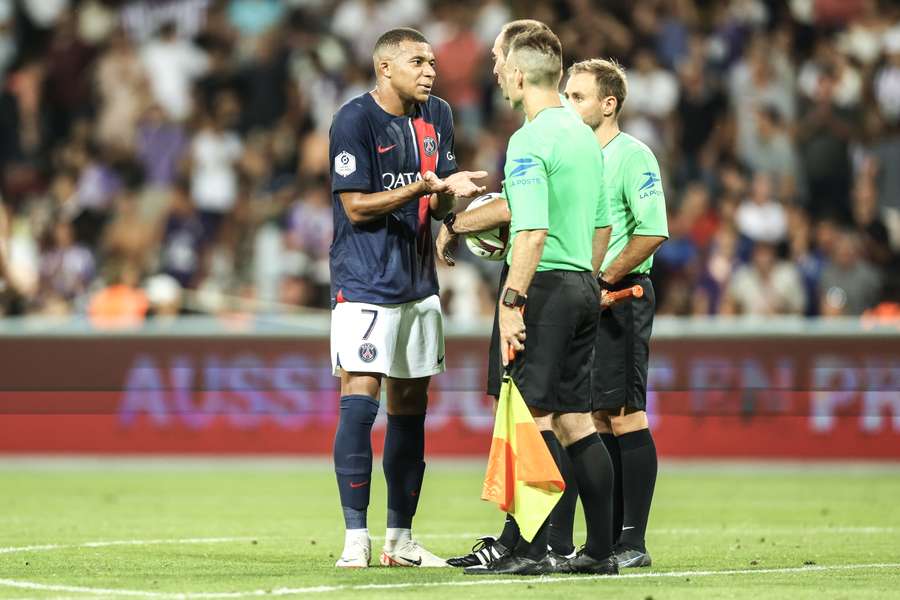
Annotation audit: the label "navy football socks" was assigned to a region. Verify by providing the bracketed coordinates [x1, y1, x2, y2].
[383, 413, 426, 529]
[333, 394, 380, 529]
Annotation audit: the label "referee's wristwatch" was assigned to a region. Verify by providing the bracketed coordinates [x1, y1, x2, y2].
[443, 211, 458, 235]
[597, 273, 614, 290]
[501, 287, 527, 308]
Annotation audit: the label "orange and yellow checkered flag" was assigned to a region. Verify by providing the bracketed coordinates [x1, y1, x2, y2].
[481, 374, 565, 542]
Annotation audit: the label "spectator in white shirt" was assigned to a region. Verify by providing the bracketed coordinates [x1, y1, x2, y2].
[736, 172, 788, 244]
[140, 22, 208, 122]
[189, 110, 243, 242]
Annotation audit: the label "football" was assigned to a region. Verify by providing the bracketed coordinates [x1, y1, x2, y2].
[463, 192, 510, 261]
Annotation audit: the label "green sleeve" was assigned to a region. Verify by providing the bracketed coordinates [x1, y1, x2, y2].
[595, 151, 610, 228]
[504, 134, 549, 232]
[624, 148, 669, 237]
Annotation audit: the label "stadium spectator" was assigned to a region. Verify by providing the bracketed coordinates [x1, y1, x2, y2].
[741, 106, 802, 202]
[787, 206, 826, 316]
[796, 65, 856, 220]
[188, 107, 243, 242]
[159, 181, 205, 289]
[819, 230, 882, 317]
[94, 29, 147, 152]
[735, 172, 788, 244]
[35, 219, 94, 314]
[721, 242, 805, 316]
[140, 22, 208, 122]
[87, 259, 148, 329]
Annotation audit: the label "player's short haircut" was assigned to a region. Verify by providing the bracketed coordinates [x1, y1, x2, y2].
[568, 58, 628, 115]
[508, 28, 563, 88]
[373, 27, 429, 58]
[498, 19, 551, 55]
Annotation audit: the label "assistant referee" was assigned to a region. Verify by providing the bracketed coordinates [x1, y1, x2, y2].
[465, 29, 617, 577]
[564, 58, 669, 569]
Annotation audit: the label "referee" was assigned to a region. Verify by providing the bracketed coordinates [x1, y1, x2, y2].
[465, 29, 617, 576]
[562, 59, 669, 568]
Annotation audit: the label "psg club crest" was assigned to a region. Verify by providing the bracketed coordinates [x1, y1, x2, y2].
[358, 342, 378, 363]
[423, 136, 437, 157]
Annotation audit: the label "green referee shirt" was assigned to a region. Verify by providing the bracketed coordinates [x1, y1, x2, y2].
[600, 132, 669, 274]
[503, 106, 609, 272]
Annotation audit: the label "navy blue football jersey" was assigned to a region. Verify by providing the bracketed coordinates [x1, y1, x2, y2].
[328, 92, 458, 305]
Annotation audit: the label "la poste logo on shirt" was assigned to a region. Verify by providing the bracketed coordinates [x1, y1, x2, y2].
[335, 151, 356, 177]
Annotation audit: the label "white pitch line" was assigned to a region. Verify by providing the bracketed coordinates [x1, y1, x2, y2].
[397, 526, 896, 540]
[0, 563, 898, 599]
[0, 538, 254, 555]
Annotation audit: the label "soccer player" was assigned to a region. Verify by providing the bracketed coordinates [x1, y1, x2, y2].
[328, 27, 488, 569]
[563, 58, 668, 568]
[462, 28, 617, 576]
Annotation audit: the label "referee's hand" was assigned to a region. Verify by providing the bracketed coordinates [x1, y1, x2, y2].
[435, 224, 457, 266]
[498, 305, 526, 367]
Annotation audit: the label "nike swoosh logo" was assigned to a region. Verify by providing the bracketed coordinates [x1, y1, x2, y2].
[349, 481, 369, 489]
[603, 387, 622, 395]
[377, 144, 397, 154]
[621, 526, 634, 531]
[399, 556, 422, 566]
[437, 355, 445, 365]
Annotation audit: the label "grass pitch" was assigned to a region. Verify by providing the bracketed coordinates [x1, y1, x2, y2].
[0, 459, 898, 599]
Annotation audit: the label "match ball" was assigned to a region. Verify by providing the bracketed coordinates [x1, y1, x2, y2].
[464, 192, 509, 261]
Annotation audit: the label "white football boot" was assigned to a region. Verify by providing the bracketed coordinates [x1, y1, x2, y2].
[380, 537, 448, 567]
[335, 530, 371, 568]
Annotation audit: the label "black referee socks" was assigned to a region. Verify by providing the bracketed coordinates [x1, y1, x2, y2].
[548, 433, 578, 556]
[599, 432, 624, 542]
[617, 428, 657, 551]
[567, 433, 615, 560]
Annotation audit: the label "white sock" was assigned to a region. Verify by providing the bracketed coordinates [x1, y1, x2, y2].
[384, 527, 411, 549]
[344, 528, 369, 548]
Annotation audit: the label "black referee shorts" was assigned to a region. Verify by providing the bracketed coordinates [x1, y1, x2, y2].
[486, 264, 509, 399]
[592, 273, 656, 412]
[488, 269, 599, 413]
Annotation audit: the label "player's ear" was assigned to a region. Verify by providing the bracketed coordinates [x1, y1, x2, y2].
[374, 55, 391, 79]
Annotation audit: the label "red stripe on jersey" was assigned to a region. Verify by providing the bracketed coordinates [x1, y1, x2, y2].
[411, 117, 438, 244]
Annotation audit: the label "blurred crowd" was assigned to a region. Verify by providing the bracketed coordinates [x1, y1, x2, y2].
[0, 0, 898, 326]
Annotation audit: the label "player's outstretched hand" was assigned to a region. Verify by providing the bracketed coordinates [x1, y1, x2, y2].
[443, 171, 488, 198]
[435, 224, 457, 267]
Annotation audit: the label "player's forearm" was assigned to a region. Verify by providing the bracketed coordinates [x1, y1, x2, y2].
[504, 229, 546, 295]
[591, 226, 612, 277]
[339, 181, 427, 225]
[453, 197, 511, 234]
[601, 235, 665, 283]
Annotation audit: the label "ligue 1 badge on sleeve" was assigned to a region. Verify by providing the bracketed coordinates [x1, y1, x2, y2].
[423, 136, 437, 157]
[358, 342, 377, 363]
[335, 151, 356, 177]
